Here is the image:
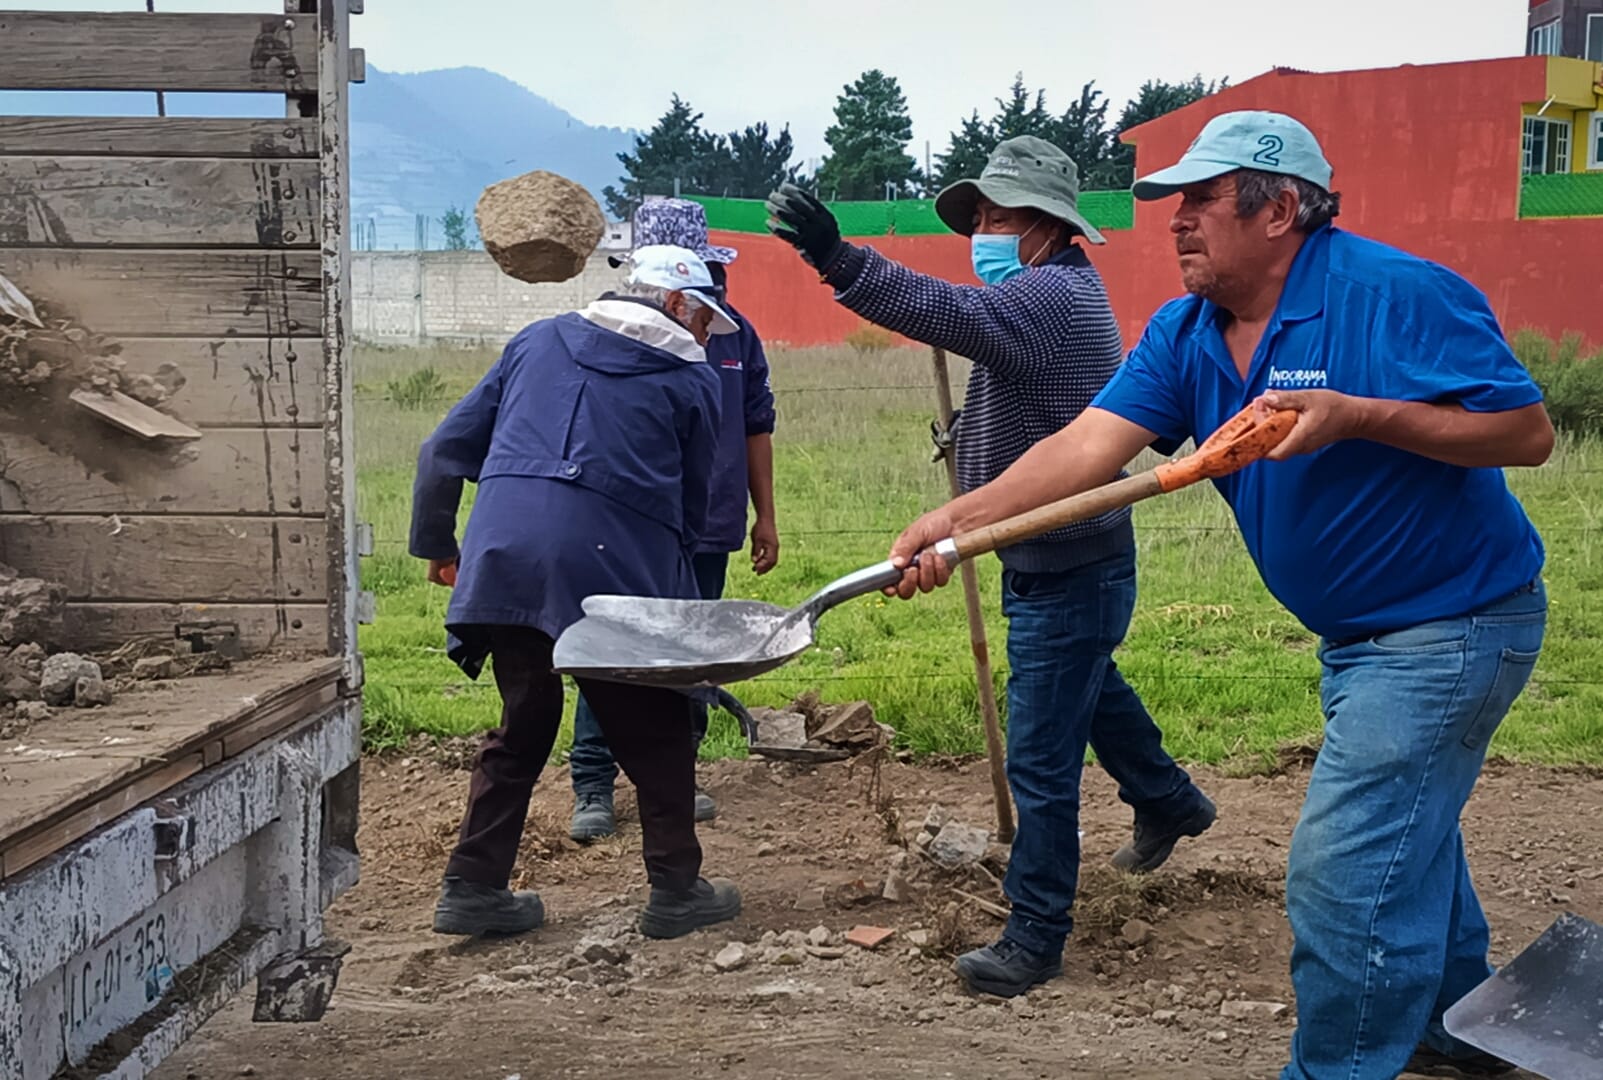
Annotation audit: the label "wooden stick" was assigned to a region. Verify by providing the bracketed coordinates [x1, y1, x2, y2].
[952, 888, 1010, 920]
[930, 347, 1014, 845]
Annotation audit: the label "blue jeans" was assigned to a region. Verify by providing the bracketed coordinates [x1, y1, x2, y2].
[1000, 550, 1208, 957]
[1282, 578, 1546, 1080]
[570, 552, 729, 798]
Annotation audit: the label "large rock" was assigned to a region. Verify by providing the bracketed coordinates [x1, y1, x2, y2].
[40, 652, 100, 707]
[928, 822, 990, 869]
[475, 170, 605, 284]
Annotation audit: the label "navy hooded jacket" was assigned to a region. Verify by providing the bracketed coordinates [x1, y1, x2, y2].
[409, 298, 723, 675]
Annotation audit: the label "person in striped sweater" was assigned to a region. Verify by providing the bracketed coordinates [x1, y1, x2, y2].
[766, 137, 1215, 999]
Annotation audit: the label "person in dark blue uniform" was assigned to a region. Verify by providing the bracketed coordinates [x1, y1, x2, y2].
[568, 199, 779, 841]
[410, 245, 746, 941]
[887, 113, 1555, 1080]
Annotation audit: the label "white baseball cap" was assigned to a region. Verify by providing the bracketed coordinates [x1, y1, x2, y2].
[623, 244, 738, 335]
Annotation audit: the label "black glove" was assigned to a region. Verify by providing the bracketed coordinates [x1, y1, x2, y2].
[930, 408, 962, 464]
[765, 183, 843, 271]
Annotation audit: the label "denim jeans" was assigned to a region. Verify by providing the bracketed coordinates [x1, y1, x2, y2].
[570, 552, 730, 797]
[999, 549, 1208, 957]
[1282, 578, 1546, 1080]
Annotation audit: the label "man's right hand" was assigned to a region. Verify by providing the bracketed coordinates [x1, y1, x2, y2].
[886, 507, 958, 599]
[427, 558, 459, 587]
[765, 184, 843, 271]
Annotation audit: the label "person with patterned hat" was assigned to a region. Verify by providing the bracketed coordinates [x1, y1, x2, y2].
[568, 198, 780, 843]
[765, 137, 1216, 1000]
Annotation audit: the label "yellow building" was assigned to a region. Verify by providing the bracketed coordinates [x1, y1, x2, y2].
[1522, 57, 1603, 173]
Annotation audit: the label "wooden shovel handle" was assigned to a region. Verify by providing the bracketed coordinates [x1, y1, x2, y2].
[949, 405, 1297, 561]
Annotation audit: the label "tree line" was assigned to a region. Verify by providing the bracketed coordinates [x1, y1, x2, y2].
[603, 70, 1227, 220]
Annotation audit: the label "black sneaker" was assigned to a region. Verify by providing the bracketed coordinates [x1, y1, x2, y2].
[1403, 1044, 1518, 1078]
[694, 786, 718, 823]
[954, 937, 1063, 998]
[638, 877, 741, 940]
[432, 877, 544, 937]
[1111, 794, 1218, 873]
[570, 792, 616, 842]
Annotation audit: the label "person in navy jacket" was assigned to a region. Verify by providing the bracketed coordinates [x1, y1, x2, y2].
[569, 199, 780, 841]
[409, 245, 746, 941]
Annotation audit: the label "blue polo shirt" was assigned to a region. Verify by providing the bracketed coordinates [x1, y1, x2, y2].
[1093, 226, 1544, 640]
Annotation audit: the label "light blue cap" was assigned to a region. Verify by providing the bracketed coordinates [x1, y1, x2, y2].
[1132, 110, 1333, 200]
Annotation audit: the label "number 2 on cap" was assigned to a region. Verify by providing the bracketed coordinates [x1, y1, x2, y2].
[1253, 134, 1284, 166]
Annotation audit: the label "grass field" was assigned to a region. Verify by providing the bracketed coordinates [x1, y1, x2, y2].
[355, 342, 1603, 770]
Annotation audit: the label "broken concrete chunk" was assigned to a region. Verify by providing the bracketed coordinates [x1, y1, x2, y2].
[749, 708, 808, 749]
[807, 926, 832, 947]
[882, 866, 912, 903]
[929, 822, 990, 869]
[475, 170, 605, 284]
[40, 652, 100, 707]
[576, 938, 628, 967]
[74, 671, 113, 708]
[1220, 999, 1289, 1020]
[1119, 918, 1156, 949]
[0, 565, 66, 647]
[809, 700, 880, 749]
[794, 887, 826, 913]
[921, 805, 949, 836]
[132, 655, 176, 680]
[713, 943, 749, 972]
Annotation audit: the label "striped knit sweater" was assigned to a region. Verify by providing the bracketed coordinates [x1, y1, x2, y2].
[825, 242, 1134, 574]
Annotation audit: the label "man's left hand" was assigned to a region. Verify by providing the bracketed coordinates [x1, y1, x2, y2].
[1256, 389, 1371, 460]
[751, 517, 780, 575]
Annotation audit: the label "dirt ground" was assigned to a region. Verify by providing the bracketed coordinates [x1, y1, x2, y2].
[152, 749, 1602, 1080]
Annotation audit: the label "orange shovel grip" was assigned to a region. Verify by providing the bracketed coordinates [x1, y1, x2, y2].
[1153, 405, 1299, 493]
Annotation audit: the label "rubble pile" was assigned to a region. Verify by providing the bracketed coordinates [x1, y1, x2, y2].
[0, 561, 116, 721]
[0, 306, 185, 408]
[748, 691, 896, 757]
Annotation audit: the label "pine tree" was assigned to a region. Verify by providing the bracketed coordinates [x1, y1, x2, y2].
[815, 70, 923, 200]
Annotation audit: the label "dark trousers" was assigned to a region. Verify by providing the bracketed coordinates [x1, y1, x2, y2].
[570, 552, 729, 797]
[444, 625, 702, 893]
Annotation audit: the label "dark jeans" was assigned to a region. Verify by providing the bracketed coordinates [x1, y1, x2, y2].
[570, 552, 729, 798]
[1000, 549, 1207, 957]
[445, 625, 701, 892]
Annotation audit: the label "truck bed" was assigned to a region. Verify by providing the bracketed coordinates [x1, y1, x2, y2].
[0, 657, 344, 882]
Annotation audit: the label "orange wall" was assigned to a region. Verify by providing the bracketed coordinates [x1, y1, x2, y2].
[718, 56, 1603, 350]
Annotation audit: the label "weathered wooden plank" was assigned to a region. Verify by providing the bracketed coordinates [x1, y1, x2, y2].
[70, 389, 203, 441]
[0, 658, 342, 874]
[0, 12, 316, 94]
[0, 117, 317, 159]
[0, 249, 320, 336]
[61, 602, 329, 653]
[0, 515, 327, 602]
[0, 157, 320, 248]
[113, 338, 322, 427]
[0, 428, 324, 515]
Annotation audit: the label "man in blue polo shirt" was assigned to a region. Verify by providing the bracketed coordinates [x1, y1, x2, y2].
[885, 111, 1554, 1080]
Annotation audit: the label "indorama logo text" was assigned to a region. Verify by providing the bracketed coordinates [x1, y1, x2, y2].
[1267, 367, 1328, 389]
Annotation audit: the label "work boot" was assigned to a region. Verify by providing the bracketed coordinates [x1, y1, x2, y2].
[1402, 1044, 1518, 1078]
[569, 792, 616, 842]
[432, 877, 544, 937]
[638, 877, 742, 940]
[694, 785, 717, 823]
[954, 937, 1063, 998]
[1111, 794, 1218, 874]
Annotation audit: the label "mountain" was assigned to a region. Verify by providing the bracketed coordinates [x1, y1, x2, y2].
[350, 67, 636, 248]
[0, 67, 636, 250]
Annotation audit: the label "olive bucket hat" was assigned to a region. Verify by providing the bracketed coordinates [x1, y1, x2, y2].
[934, 134, 1105, 245]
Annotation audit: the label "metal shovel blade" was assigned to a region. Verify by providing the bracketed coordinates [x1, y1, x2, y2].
[1443, 912, 1603, 1080]
[552, 559, 911, 688]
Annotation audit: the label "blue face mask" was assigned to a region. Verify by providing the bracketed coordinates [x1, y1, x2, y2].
[969, 218, 1044, 286]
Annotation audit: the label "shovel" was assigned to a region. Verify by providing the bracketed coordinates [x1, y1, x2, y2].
[552, 403, 1298, 689]
[1442, 912, 1603, 1080]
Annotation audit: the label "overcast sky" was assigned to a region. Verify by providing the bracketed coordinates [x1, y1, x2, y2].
[9, 0, 1530, 166]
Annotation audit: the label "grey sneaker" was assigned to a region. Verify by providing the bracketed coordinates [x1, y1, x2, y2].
[570, 792, 616, 842]
[954, 937, 1063, 998]
[432, 877, 544, 937]
[638, 877, 741, 940]
[694, 785, 717, 823]
[1111, 794, 1217, 874]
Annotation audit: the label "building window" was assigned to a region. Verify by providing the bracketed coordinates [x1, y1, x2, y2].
[1523, 116, 1572, 174]
[1589, 113, 1603, 171]
[1588, 13, 1603, 62]
[1529, 19, 1561, 56]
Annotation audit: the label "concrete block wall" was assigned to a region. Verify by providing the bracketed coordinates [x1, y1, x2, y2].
[352, 251, 624, 345]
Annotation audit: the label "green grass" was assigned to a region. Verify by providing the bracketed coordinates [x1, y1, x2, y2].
[354, 343, 1603, 768]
